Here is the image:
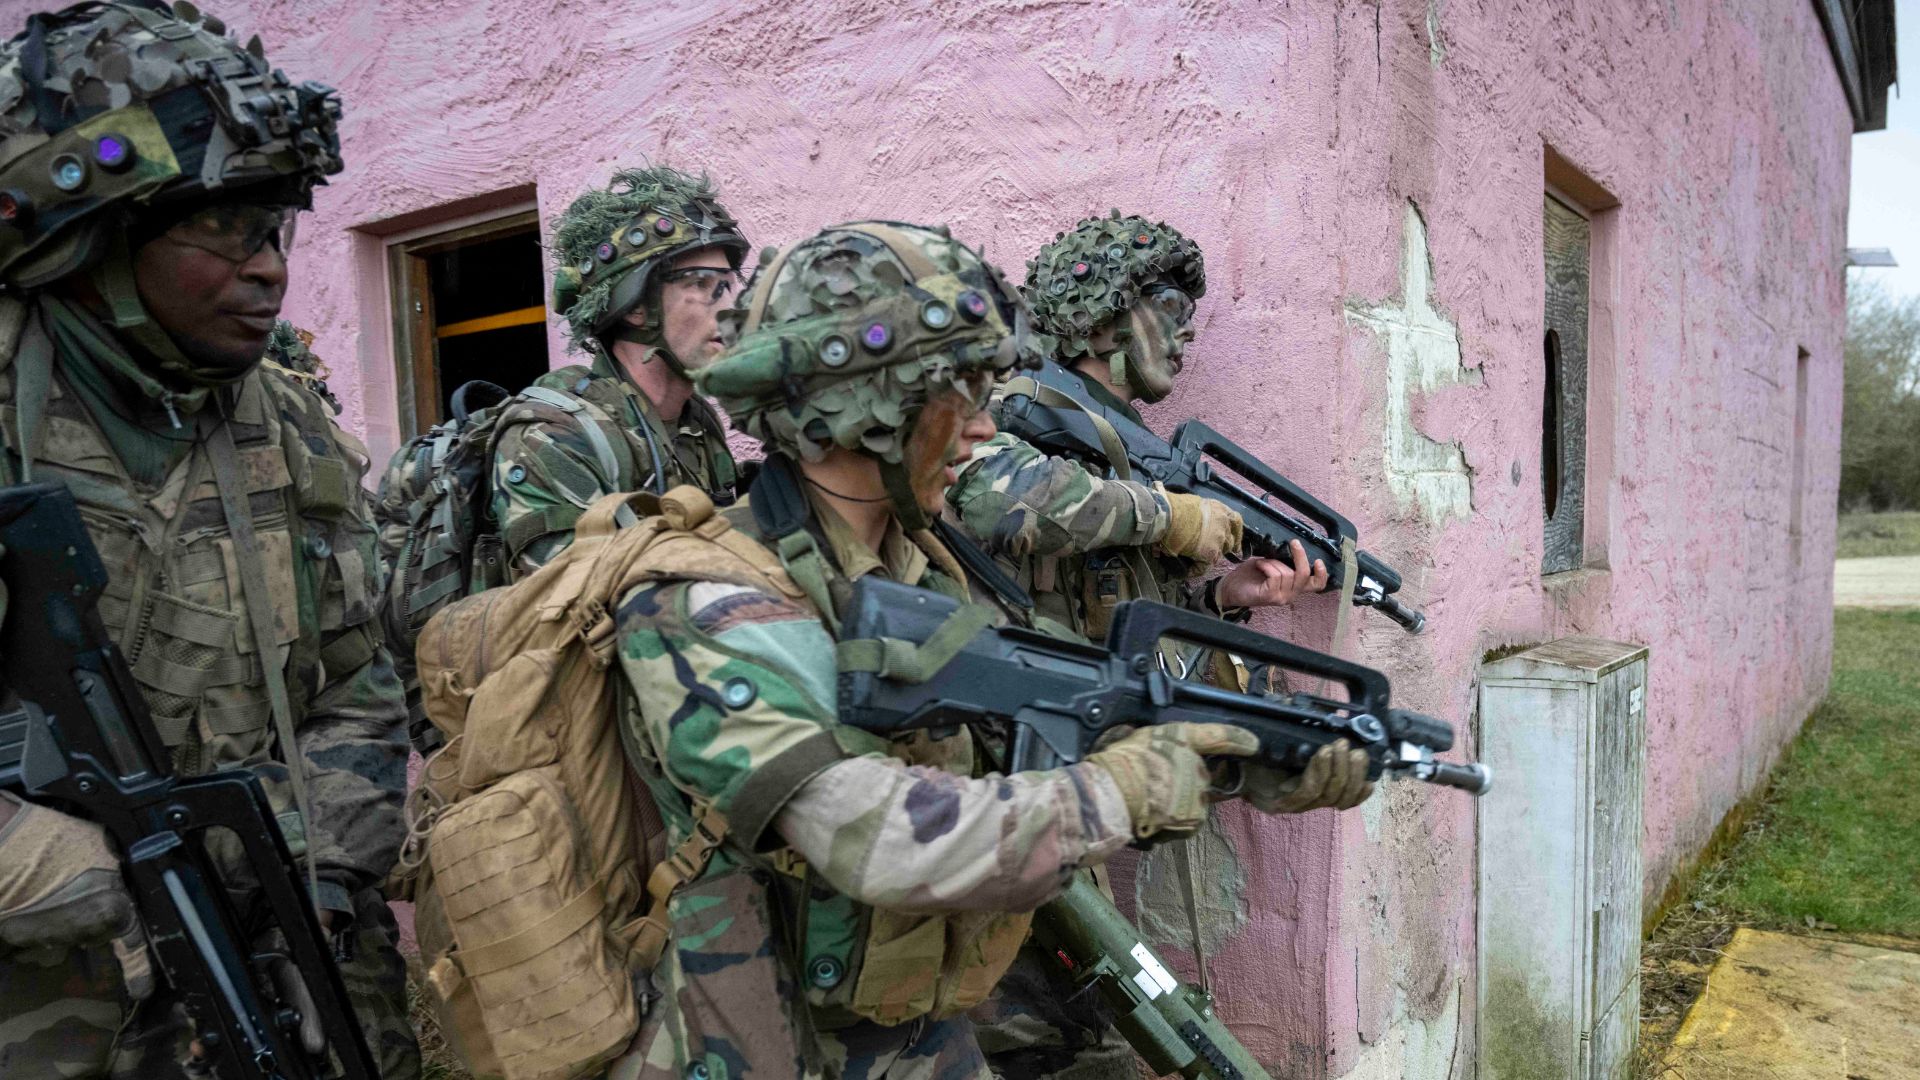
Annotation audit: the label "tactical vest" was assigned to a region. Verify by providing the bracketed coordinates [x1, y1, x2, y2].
[703, 501, 1032, 1030]
[0, 299, 380, 852]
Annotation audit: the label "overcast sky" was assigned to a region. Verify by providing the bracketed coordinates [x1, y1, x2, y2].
[1848, 0, 1919, 300]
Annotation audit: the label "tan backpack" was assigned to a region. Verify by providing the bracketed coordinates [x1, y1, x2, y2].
[392, 486, 804, 1080]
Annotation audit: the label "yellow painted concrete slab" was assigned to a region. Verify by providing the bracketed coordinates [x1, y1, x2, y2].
[1661, 928, 1920, 1079]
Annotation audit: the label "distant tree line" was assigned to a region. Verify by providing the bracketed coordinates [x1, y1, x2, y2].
[1841, 280, 1920, 511]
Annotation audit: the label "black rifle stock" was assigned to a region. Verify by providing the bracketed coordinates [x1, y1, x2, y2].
[0, 483, 377, 1079]
[835, 577, 1485, 1077]
[999, 361, 1427, 633]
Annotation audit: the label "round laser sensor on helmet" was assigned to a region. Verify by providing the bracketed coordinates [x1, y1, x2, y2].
[93, 134, 135, 172]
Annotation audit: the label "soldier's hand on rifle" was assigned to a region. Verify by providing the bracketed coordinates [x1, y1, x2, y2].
[1158, 488, 1244, 564]
[1230, 739, 1374, 813]
[0, 792, 154, 1000]
[1089, 722, 1259, 841]
[1214, 539, 1329, 610]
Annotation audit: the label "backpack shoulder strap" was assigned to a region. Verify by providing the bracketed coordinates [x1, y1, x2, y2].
[512, 385, 634, 493]
[747, 454, 842, 630]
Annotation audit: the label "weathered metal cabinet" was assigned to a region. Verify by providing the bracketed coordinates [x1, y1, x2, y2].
[1477, 638, 1648, 1080]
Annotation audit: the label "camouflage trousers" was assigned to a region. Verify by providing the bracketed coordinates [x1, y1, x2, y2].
[969, 942, 1141, 1080]
[817, 1014, 994, 1080]
[0, 887, 420, 1080]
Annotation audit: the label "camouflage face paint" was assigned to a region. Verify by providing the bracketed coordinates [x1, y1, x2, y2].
[904, 388, 974, 512]
[1119, 303, 1191, 404]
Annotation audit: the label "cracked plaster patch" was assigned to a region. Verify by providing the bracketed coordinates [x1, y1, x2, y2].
[1346, 201, 1477, 527]
[1132, 816, 1247, 954]
[1340, 980, 1462, 1080]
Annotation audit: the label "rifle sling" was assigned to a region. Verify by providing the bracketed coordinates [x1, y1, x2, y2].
[1005, 373, 1134, 483]
[834, 601, 996, 684]
[933, 518, 1034, 616]
[206, 411, 320, 909]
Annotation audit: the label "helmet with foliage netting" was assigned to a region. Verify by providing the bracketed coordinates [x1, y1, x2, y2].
[263, 318, 337, 411]
[0, 1, 343, 289]
[700, 220, 1029, 467]
[1022, 210, 1205, 364]
[549, 166, 748, 353]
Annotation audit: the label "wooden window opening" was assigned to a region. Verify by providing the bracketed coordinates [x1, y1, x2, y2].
[1542, 192, 1591, 576]
[389, 210, 550, 439]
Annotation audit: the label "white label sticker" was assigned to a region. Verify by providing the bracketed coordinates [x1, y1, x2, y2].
[1629, 686, 1644, 716]
[1132, 969, 1164, 1000]
[1130, 943, 1180, 995]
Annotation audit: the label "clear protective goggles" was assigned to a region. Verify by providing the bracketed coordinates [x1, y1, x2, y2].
[161, 202, 298, 264]
[659, 264, 747, 306]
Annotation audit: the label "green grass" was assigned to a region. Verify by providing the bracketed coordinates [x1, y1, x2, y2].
[1836, 511, 1920, 559]
[1696, 607, 1920, 937]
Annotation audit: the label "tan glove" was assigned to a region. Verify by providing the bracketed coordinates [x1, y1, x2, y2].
[1089, 722, 1259, 840]
[0, 792, 154, 1000]
[1236, 739, 1375, 813]
[1159, 489, 1244, 564]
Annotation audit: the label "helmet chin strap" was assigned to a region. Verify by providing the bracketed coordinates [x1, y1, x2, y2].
[606, 294, 689, 379]
[1107, 349, 1131, 396]
[85, 235, 253, 416]
[91, 233, 194, 375]
[878, 457, 933, 533]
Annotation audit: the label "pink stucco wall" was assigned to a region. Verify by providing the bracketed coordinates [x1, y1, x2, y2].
[27, 0, 1846, 1073]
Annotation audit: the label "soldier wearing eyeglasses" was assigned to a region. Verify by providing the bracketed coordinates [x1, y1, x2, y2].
[0, 4, 417, 1077]
[489, 166, 748, 579]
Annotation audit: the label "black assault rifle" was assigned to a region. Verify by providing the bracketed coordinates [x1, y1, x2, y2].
[999, 361, 1428, 633]
[837, 575, 1485, 788]
[0, 483, 377, 1080]
[836, 576, 1485, 1078]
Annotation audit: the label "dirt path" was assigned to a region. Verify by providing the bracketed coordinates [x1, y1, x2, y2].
[1832, 555, 1920, 607]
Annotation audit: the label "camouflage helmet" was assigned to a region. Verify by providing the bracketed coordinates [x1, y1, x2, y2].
[699, 220, 1028, 468]
[1023, 210, 1205, 365]
[263, 319, 338, 412]
[549, 166, 748, 353]
[0, 1, 343, 289]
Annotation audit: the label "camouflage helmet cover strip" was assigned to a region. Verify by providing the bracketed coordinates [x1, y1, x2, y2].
[1022, 209, 1205, 363]
[549, 166, 749, 347]
[699, 220, 1031, 465]
[0, 1, 344, 288]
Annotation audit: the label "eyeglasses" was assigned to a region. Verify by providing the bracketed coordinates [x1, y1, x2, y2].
[1141, 282, 1196, 328]
[161, 203, 297, 264]
[659, 265, 745, 305]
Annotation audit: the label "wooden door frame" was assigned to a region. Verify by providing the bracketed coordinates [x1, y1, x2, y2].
[387, 208, 541, 441]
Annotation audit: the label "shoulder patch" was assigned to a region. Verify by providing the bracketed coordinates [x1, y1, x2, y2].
[684, 580, 812, 636]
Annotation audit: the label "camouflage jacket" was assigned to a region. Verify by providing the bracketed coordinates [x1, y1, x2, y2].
[946, 367, 1226, 643]
[491, 351, 736, 579]
[610, 491, 1133, 1076]
[0, 297, 408, 916]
